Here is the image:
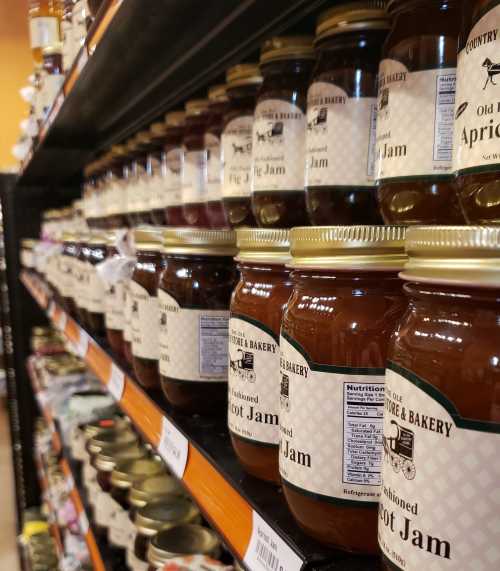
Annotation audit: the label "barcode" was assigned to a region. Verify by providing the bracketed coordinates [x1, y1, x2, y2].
[256, 539, 280, 571]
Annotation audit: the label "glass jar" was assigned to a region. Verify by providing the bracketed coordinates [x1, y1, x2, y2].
[134, 131, 155, 225]
[163, 111, 186, 226]
[228, 229, 292, 483]
[123, 234, 137, 366]
[205, 84, 229, 229]
[379, 225, 500, 571]
[130, 227, 163, 389]
[305, 2, 389, 225]
[182, 99, 211, 228]
[376, 0, 464, 224]
[221, 64, 262, 228]
[148, 122, 168, 226]
[74, 233, 90, 328]
[60, 232, 77, 316]
[104, 231, 127, 358]
[128, 473, 185, 521]
[147, 524, 221, 570]
[105, 145, 129, 229]
[125, 138, 142, 228]
[454, 2, 500, 224]
[29, 0, 61, 64]
[86, 231, 107, 336]
[158, 228, 238, 414]
[280, 226, 408, 553]
[251, 37, 315, 228]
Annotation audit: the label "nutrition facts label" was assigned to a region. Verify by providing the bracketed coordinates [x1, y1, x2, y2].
[343, 382, 384, 486]
[199, 315, 229, 376]
[433, 73, 456, 162]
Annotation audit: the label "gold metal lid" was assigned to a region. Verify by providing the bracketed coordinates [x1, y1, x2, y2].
[185, 99, 210, 117]
[86, 429, 137, 456]
[88, 231, 108, 245]
[147, 524, 220, 566]
[165, 111, 185, 127]
[316, 1, 390, 42]
[129, 473, 185, 507]
[110, 144, 128, 158]
[22, 239, 38, 249]
[93, 443, 147, 472]
[135, 130, 152, 146]
[290, 226, 407, 270]
[42, 43, 63, 56]
[208, 84, 229, 103]
[226, 64, 263, 88]
[82, 417, 126, 439]
[110, 457, 165, 489]
[236, 228, 291, 265]
[150, 121, 168, 138]
[134, 498, 200, 537]
[260, 36, 315, 65]
[401, 226, 500, 287]
[32, 326, 53, 336]
[61, 232, 76, 243]
[163, 227, 237, 257]
[134, 226, 164, 251]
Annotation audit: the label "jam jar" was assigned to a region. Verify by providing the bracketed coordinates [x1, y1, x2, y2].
[74, 233, 90, 328]
[105, 145, 129, 229]
[148, 122, 169, 226]
[228, 229, 292, 483]
[221, 64, 262, 228]
[86, 231, 107, 336]
[130, 227, 163, 389]
[376, 0, 464, 224]
[104, 230, 127, 358]
[163, 111, 187, 226]
[60, 232, 78, 316]
[158, 228, 238, 414]
[379, 226, 500, 571]
[146, 524, 221, 570]
[205, 84, 229, 229]
[182, 99, 211, 227]
[280, 226, 408, 553]
[305, 2, 389, 225]
[454, 2, 500, 224]
[125, 137, 142, 228]
[251, 37, 315, 228]
[133, 130, 155, 225]
[128, 473, 185, 521]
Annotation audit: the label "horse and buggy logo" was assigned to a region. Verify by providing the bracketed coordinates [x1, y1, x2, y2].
[383, 420, 416, 480]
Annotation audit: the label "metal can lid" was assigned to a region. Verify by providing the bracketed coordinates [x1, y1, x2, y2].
[134, 498, 200, 537]
[163, 227, 237, 257]
[226, 64, 262, 88]
[260, 36, 315, 65]
[129, 473, 186, 507]
[134, 225, 164, 252]
[110, 457, 165, 489]
[236, 228, 291, 265]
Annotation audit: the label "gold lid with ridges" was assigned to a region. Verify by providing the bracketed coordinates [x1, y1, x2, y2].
[226, 64, 263, 88]
[93, 443, 147, 472]
[208, 84, 229, 102]
[260, 36, 315, 65]
[86, 429, 137, 456]
[185, 99, 210, 116]
[165, 111, 185, 127]
[134, 498, 200, 537]
[42, 43, 63, 56]
[129, 474, 185, 507]
[401, 226, 500, 287]
[290, 226, 407, 270]
[134, 226, 164, 251]
[150, 121, 168, 138]
[110, 457, 164, 489]
[236, 228, 290, 265]
[88, 231, 107, 245]
[163, 227, 237, 257]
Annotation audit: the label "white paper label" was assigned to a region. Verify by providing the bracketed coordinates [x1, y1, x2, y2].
[228, 316, 280, 446]
[76, 330, 89, 358]
[75, 259, 89, 310]
[58, 311, 67, 332]
[205, 132, 222, 201]
[306, 82, 377, 188]
[164, 147, 183, 207]
[87, 266, 105, 313]
[221, 115, 253, 198]
[376, 61, 456, 181]
[244, 510, 303, 571]
[453, 4, 500, 175]
[30, 17, 59, 49]
[159, 290, 229, 382]
[130, 281, 159, 360]
[251, 99, 307, 193]
[79, 512, 89, 536]
[108, 363, 125, 401]
[279, 334, 385, 503]
[379, 364, 500, 570]
[108, 505, 131, 548]
[182, 150, 207, 204]
[158, 416, 189, 479]
[94, 490, 115, 527]
[105, 280, 126, 331]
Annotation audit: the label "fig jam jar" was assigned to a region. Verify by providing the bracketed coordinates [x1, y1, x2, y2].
[148, 122, 169, 226]
[125, 137, 142, 228]
[305, 2, 389, 225]
[280, 226, 408, 553]
[182, 99, 211, 228]
[376, 0, 464, 224]
[251, 37, 315, 228]
[130, 227, 163, 389]
[379, 226, 500, 571]
[221, 64, 262, 228]
[123, 234, 137, 366]
[205, 84, 229, 229]
[86, 232, 107, 336]
[163, 111, 186, 226]
[133, 130, 155, 226]
[228, 229, 292, 483]
[158, 228, 238, 414]
[105, 145, 129, 230]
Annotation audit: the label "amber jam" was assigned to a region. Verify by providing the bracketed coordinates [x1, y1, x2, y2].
[280, 226, 408, 553]
[86, 232, 107, 336]
[221, 64, 262, 228]
[251, 37, 315, 228]
[130, 227, 164, 389]
[148, 121, 169, 226]
[379, 226, 500, 570]
[305, 2, 389, 225]
[163, 111, 187, 226]
[60, 233, 77, 316]
[204, 84, 229, 229]
[376, 0, 464, 224]
[454, 2, 500, 224]
[158, 228, 238, 415]
[229, 229, 292, 483]
[182, 99, 211, 228]
[104, 231, 127, 358]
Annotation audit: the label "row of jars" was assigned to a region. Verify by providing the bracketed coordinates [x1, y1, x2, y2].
[81, 0, 500, 232]
[32, 223, 500, 569]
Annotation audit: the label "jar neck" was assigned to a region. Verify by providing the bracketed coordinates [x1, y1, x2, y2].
[292, 269, 403, 292]
[404, 281, 500, 308]
[389, 0, 461, 15]
[316, 28, 388, 55]
[237, 261, 291, 280]
[260, 58, 315, 77]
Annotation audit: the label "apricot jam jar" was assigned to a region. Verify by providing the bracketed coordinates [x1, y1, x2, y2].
[130, 227, 163, 389]
[454, 1, 500, 224]
[158, 228, 238, 414]
[163, 111, 186, 226]
[251, 37, 315, 228]
[228, 229, 292, 483]
[221, 64, 262, 228]
[305, 2, 389, 225]
[379, 226, 500, 571]
[376, 0, 464, 225]
[280, 225, 408, 553]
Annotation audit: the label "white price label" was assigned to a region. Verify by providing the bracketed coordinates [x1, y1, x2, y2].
[47, 301, 56, 318]
[79, 511, 89, 535]
[38, 391, 49, 407]
[58, 311, 67, 331]
[158, 417, 189, 479]
[66, 474, 75, 492]
[76, 331, 89, 358]
[108, 363, 125, 402]
[244, 511, 303, 571]
[76, 48, 88, 73]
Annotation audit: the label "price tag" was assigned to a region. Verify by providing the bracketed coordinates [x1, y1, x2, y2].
[66, 474, 75, 493]
[47, 301, 56, 319]
[108, 363, 125, 402]
[77, 48, 88, 73]
[244, 511, 303, 571]
[58, 311, 67, 331]
[76, 331, 89, 358]
[38, 391, 49, 408]
[79, 511, 89, 535]
[158, 417, 189, 479]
